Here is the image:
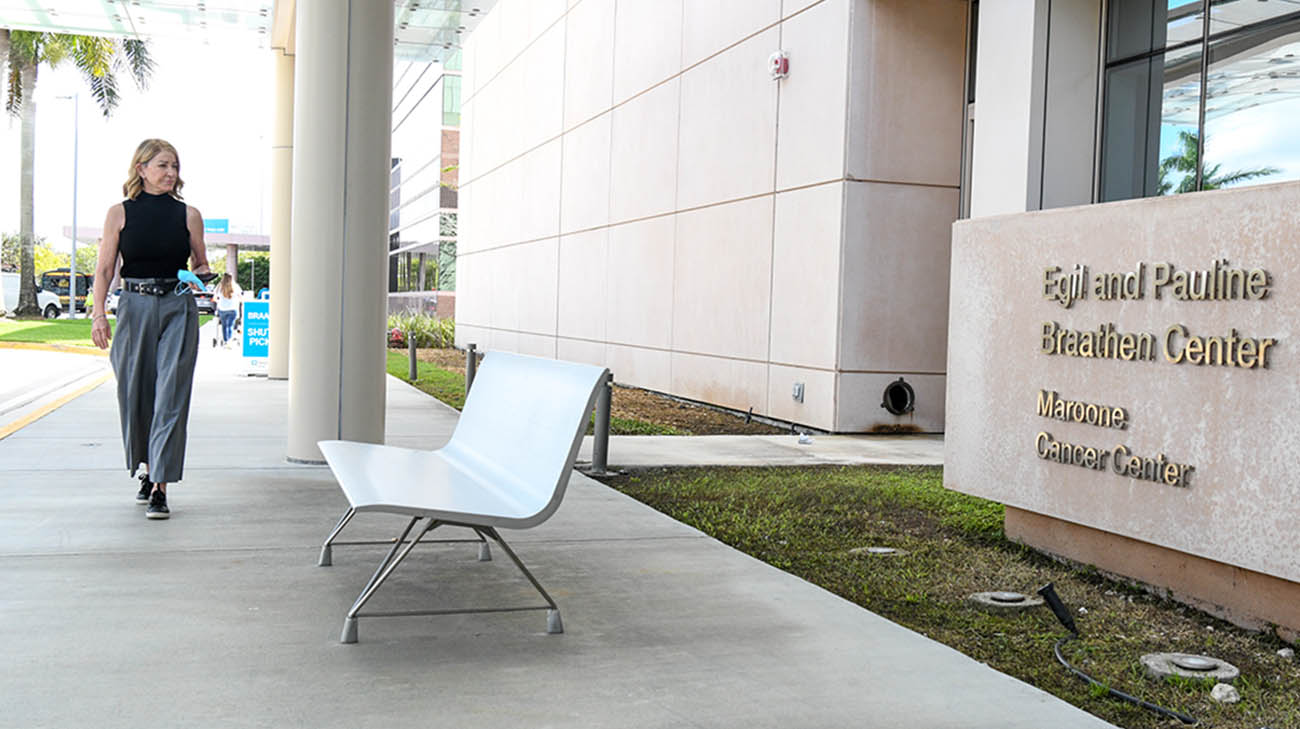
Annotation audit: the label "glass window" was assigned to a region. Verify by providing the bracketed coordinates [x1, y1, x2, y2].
[1210, 0, 1300, 35]
[422, 254, 439, 292]
[1164, 0, 1205, 48]
[1100, 50, 1202, 199]
[438, 241, 456, 292]
[442, 75, 461, 127]
[1101, 1, 1300, 200]
[1108, 0, 1160, 61]
[1107, 0, 1204, 63]
[396, 252, 409, 292]
[1202, 18, 1300, 190]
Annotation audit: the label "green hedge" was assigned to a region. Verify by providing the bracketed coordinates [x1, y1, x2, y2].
[387, 312, 454, 348]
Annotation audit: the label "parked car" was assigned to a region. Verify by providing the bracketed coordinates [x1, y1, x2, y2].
[194, 288, 216, 314]
[105, 285, 214, 315]
[2, 272, 64, 319]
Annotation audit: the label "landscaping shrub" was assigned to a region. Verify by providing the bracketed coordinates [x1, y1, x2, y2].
[387, 311, 454, 348]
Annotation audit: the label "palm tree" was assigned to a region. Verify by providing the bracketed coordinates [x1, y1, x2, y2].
[1157, 129, 1280, 196]
[2, 29, 153, 316]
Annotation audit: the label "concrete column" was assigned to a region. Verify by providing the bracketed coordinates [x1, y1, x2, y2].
[269, 48, 295, 380]
[969, 0, 1049, 217]
[286, 0, 394, 462]
[225, 244, 239, 277]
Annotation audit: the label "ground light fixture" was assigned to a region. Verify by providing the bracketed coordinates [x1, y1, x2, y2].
[1140, 652, 1240, 682]
[967, 590, 1043, 613]
[1036, 582, 1199, 725]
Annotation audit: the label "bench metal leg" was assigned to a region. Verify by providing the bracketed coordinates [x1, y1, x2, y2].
[320, 510, 487, 567]
[473, 528, 492, 562]
[342, 517, 435, 644]
[337, 521, 565, 642]
[352, 518, 427, 610]
[318, 508, 357, 566]
[482, 527, 563, 634]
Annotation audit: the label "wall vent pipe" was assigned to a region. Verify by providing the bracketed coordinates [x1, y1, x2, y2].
[881, 377, 916, 416]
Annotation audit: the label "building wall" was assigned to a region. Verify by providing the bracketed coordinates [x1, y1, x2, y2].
[841, 0, 966, 430]
[969, 0, 1101, 216]
[459, 0, 966, 431]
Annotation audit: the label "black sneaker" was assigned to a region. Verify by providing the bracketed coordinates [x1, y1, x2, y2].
[146, 489, 170, 520]
[136, 474, 152, 504]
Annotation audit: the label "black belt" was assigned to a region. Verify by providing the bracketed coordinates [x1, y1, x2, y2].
[124, 279, 180, 296]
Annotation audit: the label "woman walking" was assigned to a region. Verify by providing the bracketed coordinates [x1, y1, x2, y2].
[90, 139, 212, 520]
[213, 273, 242, 348]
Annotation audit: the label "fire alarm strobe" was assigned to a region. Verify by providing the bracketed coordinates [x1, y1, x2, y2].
[768, 50, 789, 80]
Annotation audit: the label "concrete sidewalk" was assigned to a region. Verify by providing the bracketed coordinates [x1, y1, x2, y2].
[578, 433, 944, 469]
[0, 348, 1116, 729]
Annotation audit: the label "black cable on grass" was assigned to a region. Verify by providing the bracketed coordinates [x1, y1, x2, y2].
[1051, 635, 1198, 726]
[1037, 583, 1199, 726]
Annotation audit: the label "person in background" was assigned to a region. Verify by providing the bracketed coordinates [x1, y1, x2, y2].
[213, 273, 243, 348]
[90, 138, 211, 520]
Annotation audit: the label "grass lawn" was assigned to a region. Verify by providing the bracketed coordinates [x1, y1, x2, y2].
[387, 349, 470, 410]
[600, 465, 1299, 729]
[385, 349, 684, 434]
[0, 316, 214, 348]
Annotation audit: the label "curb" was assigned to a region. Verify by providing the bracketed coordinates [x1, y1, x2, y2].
[0, 341, 108, 357]
[0, 372, 113, 441]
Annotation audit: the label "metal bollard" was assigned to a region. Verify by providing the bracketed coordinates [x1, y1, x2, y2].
[465, 343, 477, 394]
[407, 329, 418, 381]
[591, 371, 613, 474]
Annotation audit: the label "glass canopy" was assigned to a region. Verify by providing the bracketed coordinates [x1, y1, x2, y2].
[0, 0, 497, 61]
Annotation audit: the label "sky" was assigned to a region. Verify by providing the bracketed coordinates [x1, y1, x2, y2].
[0, 38, 275, 252]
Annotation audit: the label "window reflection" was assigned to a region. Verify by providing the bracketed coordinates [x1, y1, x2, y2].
[390, 56, 460, 296]
[1209, 0, 1300, 35]
[1102, 1, 1300, 200]
[1203, 18, 1300, 189]
[1107, 0, 1204, 63]
[1101, 50, 1202, 200]
[1165, 0, 1205, 47]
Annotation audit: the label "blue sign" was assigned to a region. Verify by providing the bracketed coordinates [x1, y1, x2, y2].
[241, 300, 270, 359]
[204, 218, 229, 234]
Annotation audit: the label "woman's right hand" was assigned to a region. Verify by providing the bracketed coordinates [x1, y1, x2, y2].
[91, 316, 112, 350]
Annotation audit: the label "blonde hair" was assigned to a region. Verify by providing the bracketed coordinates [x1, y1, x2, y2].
[122, 139, 184, 200]
[219, 273, 234, 298]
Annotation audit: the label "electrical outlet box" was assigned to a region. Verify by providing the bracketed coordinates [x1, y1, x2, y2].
[792, 382, 805, 403]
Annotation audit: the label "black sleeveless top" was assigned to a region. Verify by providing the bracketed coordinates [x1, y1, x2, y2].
[118, 192, 190, 279]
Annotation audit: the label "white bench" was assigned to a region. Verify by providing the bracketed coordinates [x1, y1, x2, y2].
[317, 350, 609, 643]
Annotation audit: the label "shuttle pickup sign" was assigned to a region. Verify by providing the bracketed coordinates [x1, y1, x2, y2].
[241, 299, 270, 372]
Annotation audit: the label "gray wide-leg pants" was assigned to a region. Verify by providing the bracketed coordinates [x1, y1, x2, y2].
[110, 286, 199, 483]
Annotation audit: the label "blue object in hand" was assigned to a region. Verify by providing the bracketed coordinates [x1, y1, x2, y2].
[174, 269, 205, 296]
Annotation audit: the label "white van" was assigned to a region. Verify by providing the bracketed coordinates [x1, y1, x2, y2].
[1, 272, 64, 319]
